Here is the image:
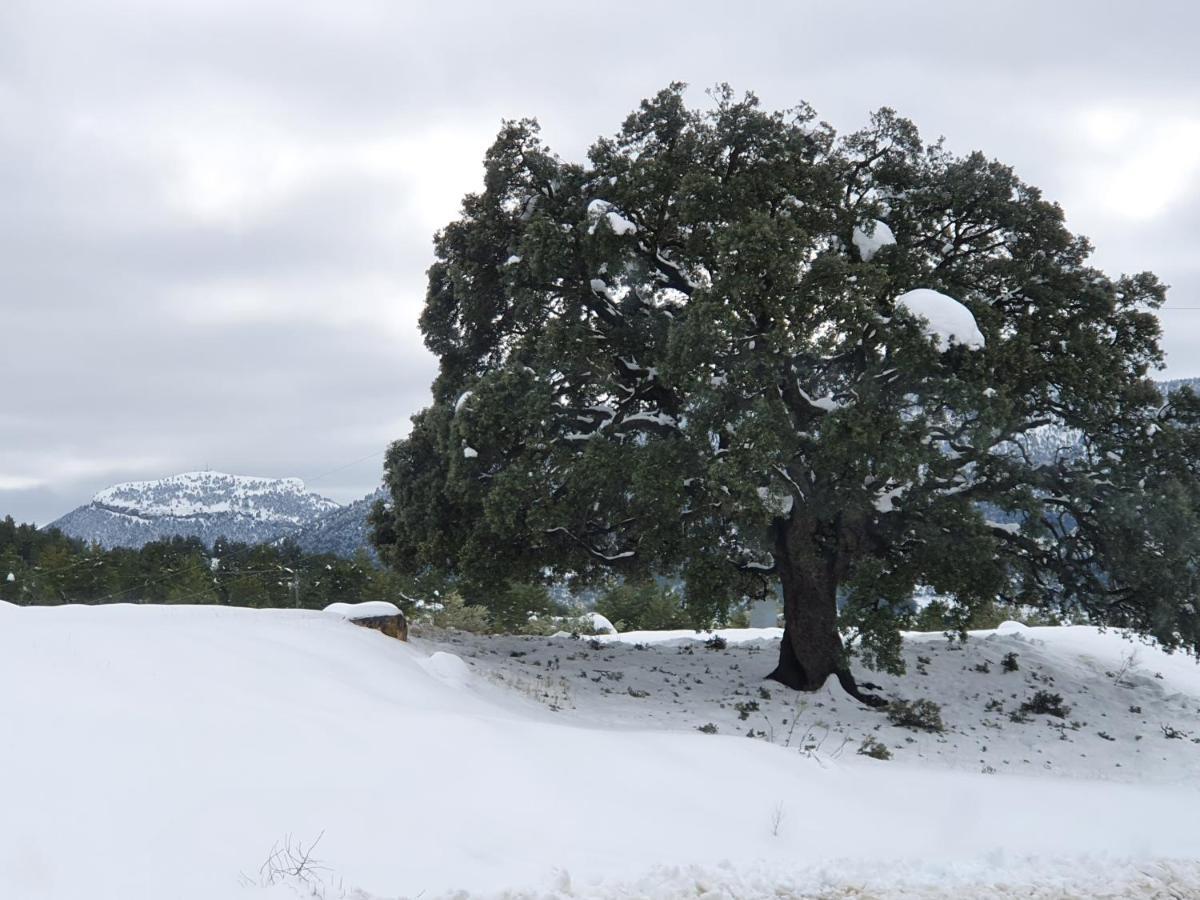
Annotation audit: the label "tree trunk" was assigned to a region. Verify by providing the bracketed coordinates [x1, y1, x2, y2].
[766, 519, 885, 707]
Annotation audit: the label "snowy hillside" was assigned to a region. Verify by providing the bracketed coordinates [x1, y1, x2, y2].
[47, 471, 339, 549]
[2, 603, 1198, 899]
[292, 486, 386, 559]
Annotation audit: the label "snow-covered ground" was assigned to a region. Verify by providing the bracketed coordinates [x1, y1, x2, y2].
[430, 621, 1200, 784]
[2, 603, 1198, 899]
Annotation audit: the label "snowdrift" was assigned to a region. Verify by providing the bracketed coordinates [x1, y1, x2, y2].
[1, 604, 1198, 899]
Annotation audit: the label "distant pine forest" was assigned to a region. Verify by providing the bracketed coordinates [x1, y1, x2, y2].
[0, 515, 405, 609]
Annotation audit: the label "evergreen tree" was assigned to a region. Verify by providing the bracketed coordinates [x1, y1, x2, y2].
[373, 85, 1200, 702]
[0, 547, 24, 603]
[164, 554, 219, 604]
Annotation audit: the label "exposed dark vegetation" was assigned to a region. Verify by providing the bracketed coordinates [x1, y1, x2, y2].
[0, 515, 414, 611]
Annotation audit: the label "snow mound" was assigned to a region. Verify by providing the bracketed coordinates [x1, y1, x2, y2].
[897, 288, 985, 350]
[584, 611, 617, 634]
[995, 620, 1030, 635]
[324, 601, 401, 620]
[852, 219, 896, 261]
[422, 649, 473, 686]
[3, 608, 1199, 899]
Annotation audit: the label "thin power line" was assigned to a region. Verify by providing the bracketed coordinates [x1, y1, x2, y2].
[301, 450, 385, 487]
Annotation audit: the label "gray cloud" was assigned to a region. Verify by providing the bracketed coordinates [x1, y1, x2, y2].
[3, 0, 1199, 524]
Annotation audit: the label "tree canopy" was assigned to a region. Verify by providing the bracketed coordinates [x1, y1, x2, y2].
[373, 84, 1200, 701]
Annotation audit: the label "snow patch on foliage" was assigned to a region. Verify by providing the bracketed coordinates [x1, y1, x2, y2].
[586, 199, 637, 236]
[897, 289, 985, 350]
[756, 486, 794, 517]
[874, 482, 909, 513]
[852, 219, 896, 261]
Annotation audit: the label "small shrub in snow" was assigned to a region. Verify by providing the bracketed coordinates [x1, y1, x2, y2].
[857, 735, 892, 760]
[1161, 723, 1188, 740]
[429, 592, 491, 633]
[973, 660, 991, 674]
[886, 698, 945, 733]
[244, 831, 334, 894]
[758, 686, 772, 701]
[734, 700, 760, 721]
[696, 722, 719, 734]
[1020, 690, 1071, 719]
[769, 801, 785, 836]
[594, 579, 693, 631]
[705, 634, 728, 651]
[627, 687, 649, 699]
[1001, 652, 1020, 672]
[1097, 731, 1116, 742]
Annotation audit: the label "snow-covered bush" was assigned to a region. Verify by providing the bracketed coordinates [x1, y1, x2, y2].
[857, 735, 892, 760]
[594, 580, 693, 632]
[426, 591, 491, 633]
[886, 698, 945, 733]
[1020, 690, 1071, 719]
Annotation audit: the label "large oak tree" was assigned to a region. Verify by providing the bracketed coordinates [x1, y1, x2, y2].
[373, 85, 1200, 703]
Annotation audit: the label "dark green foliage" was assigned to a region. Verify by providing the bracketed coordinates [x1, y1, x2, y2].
[372, 83, 1200, 695]
[594, 580, 693, 631]
[909, 597, 1061, 634]
[886, 698, 945, 732]
[1020, 690, 1071, 719]
[1001, 652, 1020, 672]
[0, 516, 424, 611]
[486, 581, 554, 632]
[734, 700, 759, 720]
[857, 735, 893, 759]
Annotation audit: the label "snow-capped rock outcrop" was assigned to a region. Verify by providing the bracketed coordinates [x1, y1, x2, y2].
[48, 471, 339, 549]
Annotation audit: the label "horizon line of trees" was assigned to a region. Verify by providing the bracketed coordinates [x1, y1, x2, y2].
[0, 514, 1059, 637]
[0, 515, 410, 610]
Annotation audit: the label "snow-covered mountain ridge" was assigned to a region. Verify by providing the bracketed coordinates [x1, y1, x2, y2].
[292, 486, 385, 559]
[49, 471, 339, 549]
[92, 471, 335, 523]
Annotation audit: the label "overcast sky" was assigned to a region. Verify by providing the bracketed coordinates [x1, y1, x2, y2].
[3, 0, 1198, 524]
